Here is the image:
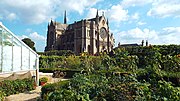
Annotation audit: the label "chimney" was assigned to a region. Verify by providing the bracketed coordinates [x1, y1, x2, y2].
[146, 40, 148, 46]
[141, 40, 144, 46]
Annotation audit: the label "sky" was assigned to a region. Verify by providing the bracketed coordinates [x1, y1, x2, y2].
[0, 0, 180, 52]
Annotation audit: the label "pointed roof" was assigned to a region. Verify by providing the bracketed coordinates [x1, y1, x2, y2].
[102, 11, 104, 16]
[64, 10, 67, 24]
[107, 18, 109, 25]
[50, 18, 53, 26]
[96, 9, 99, 17]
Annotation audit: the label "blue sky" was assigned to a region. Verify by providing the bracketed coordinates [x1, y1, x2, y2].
[0, 0, 180, 52]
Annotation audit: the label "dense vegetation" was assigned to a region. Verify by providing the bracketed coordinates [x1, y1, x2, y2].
[40, 45, 180, 100]
[38, 50, 75, 56]
[22, 38, 36, 51]
[0, 78, 35, 100]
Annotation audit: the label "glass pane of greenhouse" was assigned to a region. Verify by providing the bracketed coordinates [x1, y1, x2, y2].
[13, 37, 22, 71]
[2, 28, 13, 72]
[0, 23, 39, 73]
[30, 52, 37, 70]
[0, 26, 2, 72]
[22, 44, 30, 70]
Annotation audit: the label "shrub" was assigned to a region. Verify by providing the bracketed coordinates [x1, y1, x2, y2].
[41, 74, 142, 101]
[40, 50, 75, 56]
[41, 80, 69, 100]
[39, 68, 84, 78]
[0, 91, 5, 101]
[0, 78, 35, 96]
[39, 77, 48, 83]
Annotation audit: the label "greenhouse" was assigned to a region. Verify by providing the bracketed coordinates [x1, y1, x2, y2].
[0, 22, 39, 84]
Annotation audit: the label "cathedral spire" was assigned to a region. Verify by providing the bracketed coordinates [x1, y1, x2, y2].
[102, 11, 104, 16]
[64, 10, 67, 24]
[96, 9, 99, 18]
[96, 9, 99, 24]
[50, 18, 53, 26]
[107, 18, 109, 25]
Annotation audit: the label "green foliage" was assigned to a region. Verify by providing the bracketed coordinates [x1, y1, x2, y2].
[110, 48, 139, 72]
[39, 50, 75, 56]
[41, 80, 69, 100]
[39, 45, 180, 100]
[0, 91, 5, 101]
[39, 68, 84, 78]
[41, 74, 180, 101]
[22, 38, 36, 51]
[39, 55, 104, 72]
[153, 80, 180, 100]
[0, 78, 35, 96]
[39, 77, 48, 83]
[154, 45, 180, 56]
[41, 74, 142, 100]
[39, 68, 81, 73]
[160, 55, 180, 72]
[39, 56, 64, 68]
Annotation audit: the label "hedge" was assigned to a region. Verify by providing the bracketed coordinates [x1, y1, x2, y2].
[136, 69, 180, 86]
[41, 80, 69, 100]
[39, 55, 103, 70]
[39, 68, 86, 78]
[0, 91, 5, 101]
[0, 78, 35, 97]
[38, 50, 75, 56]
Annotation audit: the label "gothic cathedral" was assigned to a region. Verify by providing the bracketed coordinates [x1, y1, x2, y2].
[45, 10, 114, 55]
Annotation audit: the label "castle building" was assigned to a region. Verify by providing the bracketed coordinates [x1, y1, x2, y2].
[45, 10, 114, 55]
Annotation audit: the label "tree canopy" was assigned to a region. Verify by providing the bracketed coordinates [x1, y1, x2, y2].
[22, 38, 36, 51]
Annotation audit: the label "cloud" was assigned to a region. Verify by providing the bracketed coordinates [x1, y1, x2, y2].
[0, 0, 55, 24]
[18, 32, 46, 52]
[87, 4, 128, 23]
[6, 13, 17, 21]
[25, 28, 33, 33]
[29, 32, 46, 52]
[121, 0, 153, 8]
[131, 13, 139, 20]
[147, 0, 180, 18]
[137, 21, 146, 26]
[56, 0, 103, 14]
[18, 35, 29, 39]
[117, 27, 158, 43]
[0, 16, 3, 20]
[106, 4, 128, 22]
[29, 32, 46, 41]
[115, 26, 180, 46]
[159, 27, 180, 44]
[0, 0, 102, 24]
[86, 8, 99, 19]
[86, 8, 106, 19]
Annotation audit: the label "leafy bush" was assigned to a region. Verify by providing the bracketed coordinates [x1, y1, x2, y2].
[39, 45, 180, 101]
[41, 80, 69, 100]
[41, 73, 180, 101]
[40, 68, 85, 78]
[0, 91, 5, 101]
[39, 55, 104, 72]
[41, 74, 146, 101]
[160, 55, 180, 72]
[39, 56, 64, 68]
[153, 80, 180, 100]
[40, 77, 48, 83]
[39, 50, 75, 56]
[0, 78, 35, 96]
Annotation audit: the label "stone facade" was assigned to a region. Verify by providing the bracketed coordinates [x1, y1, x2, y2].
[45, 11, 114, 55]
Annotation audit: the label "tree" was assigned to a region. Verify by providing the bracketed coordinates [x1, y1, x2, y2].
[22, 38, 36, 51]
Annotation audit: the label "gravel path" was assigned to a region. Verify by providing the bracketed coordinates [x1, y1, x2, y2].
[5, 86, 41, 101]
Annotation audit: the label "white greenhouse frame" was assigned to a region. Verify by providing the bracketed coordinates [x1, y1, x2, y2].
[0, 22, 39, 85]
